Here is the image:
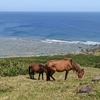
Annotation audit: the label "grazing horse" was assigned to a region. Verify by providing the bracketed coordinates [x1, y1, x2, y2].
[46, 58, 84, 81]
[29, 63, 47, 80]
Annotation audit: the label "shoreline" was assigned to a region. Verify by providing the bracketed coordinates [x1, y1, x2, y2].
[0, 37, 100, 58]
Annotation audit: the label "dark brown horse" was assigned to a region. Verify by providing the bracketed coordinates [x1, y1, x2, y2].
[29, 63, 47, 80]
[46, 58, 84, 81]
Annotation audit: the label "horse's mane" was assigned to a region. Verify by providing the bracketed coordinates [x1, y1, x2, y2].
[72, 60, 81, 72]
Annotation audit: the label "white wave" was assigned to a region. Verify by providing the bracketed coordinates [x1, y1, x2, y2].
[1, 37, 100, 45]
[41, 39, 67, 43]
[82, 41, 100, 45]
[41, 39, 100, 45]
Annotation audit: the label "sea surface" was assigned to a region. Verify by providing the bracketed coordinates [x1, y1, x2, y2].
[0, 12, 100, 57]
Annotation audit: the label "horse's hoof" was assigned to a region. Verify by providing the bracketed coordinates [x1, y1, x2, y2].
[46, 79, 50, 81]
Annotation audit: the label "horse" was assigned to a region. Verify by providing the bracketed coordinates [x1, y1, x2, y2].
[45, 58, 84, 81]
[29, 63, 47, 80]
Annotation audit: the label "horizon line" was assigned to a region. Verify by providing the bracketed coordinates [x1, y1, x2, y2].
[0, 11, 100, 13]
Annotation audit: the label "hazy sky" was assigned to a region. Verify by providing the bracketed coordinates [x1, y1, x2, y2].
[0, 0, 100, 12]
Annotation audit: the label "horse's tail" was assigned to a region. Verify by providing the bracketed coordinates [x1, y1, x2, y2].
[29, 65, 32, 79]
[29, 65, 31, 74]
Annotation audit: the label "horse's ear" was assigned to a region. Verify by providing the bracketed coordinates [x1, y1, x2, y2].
[81, 68, 84, 74]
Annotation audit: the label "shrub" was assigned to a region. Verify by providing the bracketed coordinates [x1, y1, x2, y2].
[0, 54, 100, 76]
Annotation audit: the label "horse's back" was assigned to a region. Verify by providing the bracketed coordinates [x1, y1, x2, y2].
[29, 63, 42, 72]
[46, 59, 72, 72]
[46, 59, 71, 66]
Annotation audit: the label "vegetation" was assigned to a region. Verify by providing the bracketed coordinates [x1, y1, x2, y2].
[0, 54, 100, 76]
[93, 50, 100, 56]
[0, 53, 100, 100]
[0, 67, 100, 100]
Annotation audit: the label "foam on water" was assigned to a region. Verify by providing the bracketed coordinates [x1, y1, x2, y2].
[1, 37, 100, 45]
[41, 39, 100, 45]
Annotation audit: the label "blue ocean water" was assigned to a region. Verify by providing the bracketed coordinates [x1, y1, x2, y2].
[0, 12, 100, 44]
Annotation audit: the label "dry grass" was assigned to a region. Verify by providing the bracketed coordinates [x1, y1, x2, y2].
[93, 50, 100, 56]
[0, 67, 100, 100]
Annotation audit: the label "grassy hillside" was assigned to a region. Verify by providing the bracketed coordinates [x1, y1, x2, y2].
[0, 67, 100, 100]
[0, 54, 100, 100]
[0, 54, 100, 76]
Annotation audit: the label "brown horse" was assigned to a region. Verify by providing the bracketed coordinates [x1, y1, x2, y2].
[46, 58, 84, 81]
[29, 63, 47, 80]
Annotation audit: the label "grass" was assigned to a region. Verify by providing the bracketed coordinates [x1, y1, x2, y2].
[0, 53, 100, 100]
[93, 50, 100, 56]
[0, 54, 100, 76]
[0, 67, 100, 100]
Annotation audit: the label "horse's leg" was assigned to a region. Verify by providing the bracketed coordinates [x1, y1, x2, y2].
[29, 66, 33, 79]
[65, 71, 69, 80]
[47, 73, 50, 81]
[46, 74, 49, 81]
[38, 73, 41, 80]
[50, 75, 55, 80]
[46, 68, 51, 81]
[29, 71, 34, 79]
[32, 71, 35, 79]
[50, 71, 56, 80]
[42, 72, 44, 80]
[29, 72, 32, 79]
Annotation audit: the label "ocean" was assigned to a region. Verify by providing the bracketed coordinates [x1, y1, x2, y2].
[0, 12, 100, 57]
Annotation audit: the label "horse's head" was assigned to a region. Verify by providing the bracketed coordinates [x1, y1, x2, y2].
[77, 68, 84, 78]
[71, 60, 84, 78]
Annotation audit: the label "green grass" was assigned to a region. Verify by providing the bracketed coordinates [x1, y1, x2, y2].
[0, 54, 100, 76]
[0, 54, 100, 100]
[0, 67, 100, 100]
[0, 39, 100, 100]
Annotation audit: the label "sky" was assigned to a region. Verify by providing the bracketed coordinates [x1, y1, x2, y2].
[0, 0, 100, 12]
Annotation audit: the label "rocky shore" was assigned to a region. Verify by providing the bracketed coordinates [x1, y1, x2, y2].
[0, 37, 100, 58]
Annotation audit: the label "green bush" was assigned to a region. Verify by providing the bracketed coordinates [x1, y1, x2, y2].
[0, 54, 100, 76]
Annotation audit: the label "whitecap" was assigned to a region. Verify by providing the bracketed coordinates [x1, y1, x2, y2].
[41, 39, 100, 45]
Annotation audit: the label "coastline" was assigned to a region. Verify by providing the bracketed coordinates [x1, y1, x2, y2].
[0, 37, 100, 58]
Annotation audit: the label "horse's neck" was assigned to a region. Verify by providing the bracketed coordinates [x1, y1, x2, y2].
[72, 62, 81, 72]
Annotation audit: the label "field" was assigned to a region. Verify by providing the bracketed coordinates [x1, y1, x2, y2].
[0, 53, 100, 100]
